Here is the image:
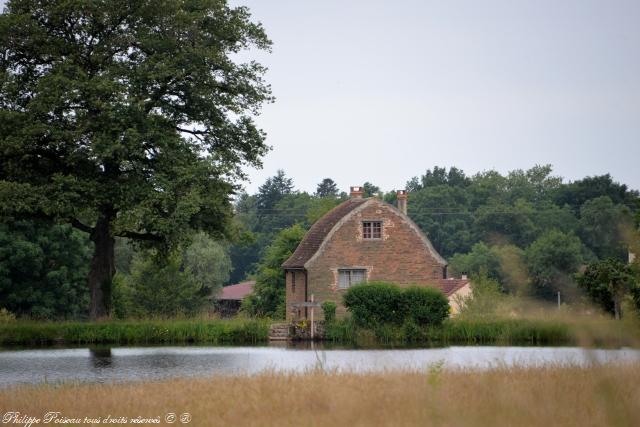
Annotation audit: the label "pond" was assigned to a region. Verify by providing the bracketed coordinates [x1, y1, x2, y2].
[1, 344, 639, 388]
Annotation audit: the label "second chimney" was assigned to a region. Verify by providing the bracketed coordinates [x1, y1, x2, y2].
[397, 190, 408, 215]
[350, 186, 364, 198]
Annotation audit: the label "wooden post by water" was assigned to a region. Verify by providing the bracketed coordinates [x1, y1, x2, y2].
[310, 294, 315, 340]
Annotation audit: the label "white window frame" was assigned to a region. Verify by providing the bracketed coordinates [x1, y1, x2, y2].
[338, 269, 367, 289]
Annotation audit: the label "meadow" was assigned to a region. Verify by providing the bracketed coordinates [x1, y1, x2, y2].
[1, 363, 639, 426]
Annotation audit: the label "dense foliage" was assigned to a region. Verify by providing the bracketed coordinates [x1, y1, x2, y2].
[228, 171, 344, 284]
[113, 233, 231, 318]
[343, 282, 449, 327]
[241, 224, 306, 318]
[401, 286, 450, 326]
[0, 0, 272, 318]
[321, 300, 337, 323]
[577, 258, 639, 318]
[413, 166, 639, 305]
[0, 220, 92, 319]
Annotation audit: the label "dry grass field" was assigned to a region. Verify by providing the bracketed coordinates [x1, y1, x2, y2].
[2, 363, 639, 427]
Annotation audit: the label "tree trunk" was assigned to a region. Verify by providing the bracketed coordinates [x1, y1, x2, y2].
[89, 215, 115, 320]
[613, 291, 621, 320]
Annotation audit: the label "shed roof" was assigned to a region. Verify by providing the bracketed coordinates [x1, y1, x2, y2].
[218, 281, 255, 301]
[433, 279, 470, 297]
[282, 198, 367, 269]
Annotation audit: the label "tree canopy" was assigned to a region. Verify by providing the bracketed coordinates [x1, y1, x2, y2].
[241, 224, 305, 318]
[0, 219, 92, 319]
[577, 258, 639, 319]
[0, 0, 272, 318]
[315, 178, 339, 198]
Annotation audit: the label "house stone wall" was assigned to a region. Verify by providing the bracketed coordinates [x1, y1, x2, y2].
[285, 270, 307, 321]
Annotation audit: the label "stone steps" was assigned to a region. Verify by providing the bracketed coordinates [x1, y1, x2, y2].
[268, 323, 291, 341]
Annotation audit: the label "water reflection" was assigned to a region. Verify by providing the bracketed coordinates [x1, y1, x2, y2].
[89, 348, 113, 368]
[1, 344, 639, 388]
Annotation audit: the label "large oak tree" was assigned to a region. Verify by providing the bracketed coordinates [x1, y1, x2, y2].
[0, 0, 272, 318]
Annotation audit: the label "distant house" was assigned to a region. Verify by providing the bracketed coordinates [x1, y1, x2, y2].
[215, 280, 255, 317]
[282, 186, 471, 321]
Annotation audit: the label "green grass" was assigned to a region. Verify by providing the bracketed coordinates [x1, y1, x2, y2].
[324, 316, 639, 347]
[0, 318, 270, 346]
[2, 315, 636, 347]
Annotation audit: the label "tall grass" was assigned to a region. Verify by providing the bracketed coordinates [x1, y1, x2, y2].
[325, 315, 640, 347]
[0, 318, 270, 346]
[2, 314, 637, 347]
[1, 364, 639, 426]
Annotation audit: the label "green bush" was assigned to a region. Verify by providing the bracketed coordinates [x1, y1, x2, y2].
[343, 282, 404, 326]
[321, 301, 337, 323]
[401, 286, 449, 326]
[402, 319, 424, 342]
[343, 282, 449, 328]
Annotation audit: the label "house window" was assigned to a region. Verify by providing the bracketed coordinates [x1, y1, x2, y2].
[291, 272, 296, 293]
[338, 269, 367, 289]
[363, 221, 382, 239]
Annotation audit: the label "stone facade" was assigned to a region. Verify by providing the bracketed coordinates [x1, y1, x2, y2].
[284, 195, 449, 321]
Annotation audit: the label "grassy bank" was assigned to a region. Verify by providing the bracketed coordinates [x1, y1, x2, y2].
[325, 316, 640, 347]
[1, 364, 639, 426]
[1, 315, 637, 347]
[0, 318, 270, 346]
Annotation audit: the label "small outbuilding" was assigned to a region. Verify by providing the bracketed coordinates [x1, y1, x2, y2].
[215, 280, 255, 317]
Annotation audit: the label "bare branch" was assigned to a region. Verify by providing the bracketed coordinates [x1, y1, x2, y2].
[116, 230, 163, 242]
[71, 218, 94, 234]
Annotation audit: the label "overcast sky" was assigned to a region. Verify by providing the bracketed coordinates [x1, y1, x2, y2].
[2, 0, 639, 193]
[232, 0, 640, 194]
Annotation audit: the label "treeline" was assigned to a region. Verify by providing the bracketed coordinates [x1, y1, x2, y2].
[231, 165, 640, 318]
[404, 166, 639, 304]
[1, 165, 639, 320]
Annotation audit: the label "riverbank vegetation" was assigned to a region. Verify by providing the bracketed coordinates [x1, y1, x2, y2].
[2, 364, 639, 427]
[1, 313, 637, 347]
[324, 315, 640, 348]
[0, 318, 269, 346]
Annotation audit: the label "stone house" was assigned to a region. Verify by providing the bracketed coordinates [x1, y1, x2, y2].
[282, 186, 471, 321]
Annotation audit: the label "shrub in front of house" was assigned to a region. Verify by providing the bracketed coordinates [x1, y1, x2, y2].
[401, 286, 449, 327]
[321, 301, 337, 323]
[343, 282, 404, 326]
[343, 282, 449, 328]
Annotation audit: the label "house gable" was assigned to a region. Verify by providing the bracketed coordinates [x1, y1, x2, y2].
[303, 198, 447, 270]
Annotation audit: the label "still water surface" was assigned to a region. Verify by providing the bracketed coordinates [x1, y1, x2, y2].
[1, 344, 639, 388]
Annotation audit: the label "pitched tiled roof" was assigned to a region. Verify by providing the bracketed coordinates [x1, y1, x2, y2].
[432, 279, 470, 297]
[218, 281, 255, 300]
[282, 198, 368, 269]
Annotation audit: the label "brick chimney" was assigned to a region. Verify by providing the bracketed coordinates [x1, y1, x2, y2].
[350, 186, 364, 199]
[397, 190, 408, 215]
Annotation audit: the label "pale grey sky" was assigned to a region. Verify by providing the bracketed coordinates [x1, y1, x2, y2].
[2, 0, 639, 193]
[233, 0, 640, 193]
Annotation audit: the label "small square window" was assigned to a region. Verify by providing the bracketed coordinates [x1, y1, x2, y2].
[338, 269, 367, 289]
[363, 221, 382, 239]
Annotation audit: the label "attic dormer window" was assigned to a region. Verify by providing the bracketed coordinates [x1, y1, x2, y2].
[363, 221, 382, 239]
